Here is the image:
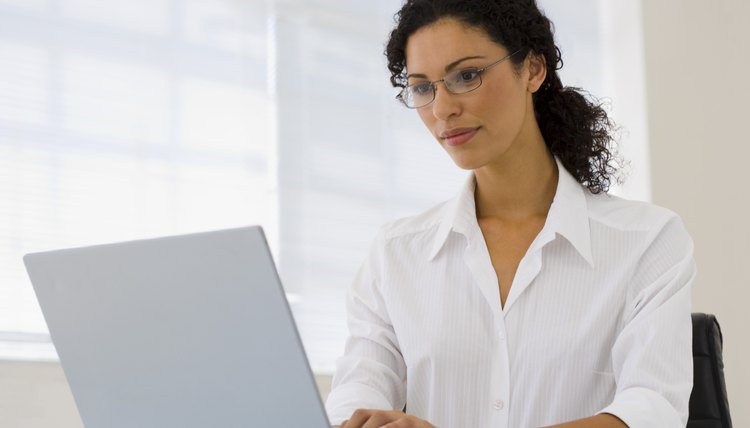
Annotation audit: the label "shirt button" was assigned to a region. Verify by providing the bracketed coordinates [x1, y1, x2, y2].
[493, 399, 505, 410]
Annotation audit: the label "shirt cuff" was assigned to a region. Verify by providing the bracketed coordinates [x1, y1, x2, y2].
[325, 382, 395, 425]
[597, 387, 685, 428]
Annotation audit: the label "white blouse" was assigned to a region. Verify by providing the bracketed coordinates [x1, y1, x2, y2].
[325, 160, 694, 428]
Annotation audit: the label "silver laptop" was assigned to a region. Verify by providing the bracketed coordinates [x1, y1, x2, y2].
[24, 226, 331, 428]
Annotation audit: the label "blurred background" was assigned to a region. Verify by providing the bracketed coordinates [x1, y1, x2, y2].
[0, 0, 746, 426]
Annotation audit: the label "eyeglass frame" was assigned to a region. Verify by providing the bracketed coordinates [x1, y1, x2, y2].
[396, 49, 523, 109]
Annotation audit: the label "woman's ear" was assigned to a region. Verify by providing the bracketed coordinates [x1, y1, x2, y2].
[526, 53, 547, 93]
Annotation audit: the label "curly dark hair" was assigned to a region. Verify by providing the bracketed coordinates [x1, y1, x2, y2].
[385, 0, 621, 194]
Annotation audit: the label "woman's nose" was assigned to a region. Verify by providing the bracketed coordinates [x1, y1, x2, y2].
[430, 83, 461, 120]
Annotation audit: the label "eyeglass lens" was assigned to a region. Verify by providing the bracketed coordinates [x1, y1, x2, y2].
[403, 68, 483, 108]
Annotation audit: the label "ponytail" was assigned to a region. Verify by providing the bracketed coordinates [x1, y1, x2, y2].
[533, 73, 619, 194]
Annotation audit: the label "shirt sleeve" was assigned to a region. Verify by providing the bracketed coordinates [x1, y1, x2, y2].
[325, 230, 407, 425]
[598, 214, 695, 427]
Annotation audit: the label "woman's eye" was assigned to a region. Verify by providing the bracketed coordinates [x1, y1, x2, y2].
[412, 83, 432, 95]
[457, 69, 479, 82]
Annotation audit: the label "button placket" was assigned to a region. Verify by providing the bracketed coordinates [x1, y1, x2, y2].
[493, 399, 505, 411]
[488, 316, 510, 425]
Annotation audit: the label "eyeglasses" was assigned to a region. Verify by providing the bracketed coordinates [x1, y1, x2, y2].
[396, 50, 522, 109]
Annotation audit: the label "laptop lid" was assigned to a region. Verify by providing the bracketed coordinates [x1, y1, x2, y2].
[24, 226, 330, 428]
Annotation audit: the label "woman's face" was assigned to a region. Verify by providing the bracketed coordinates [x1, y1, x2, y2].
[404, 18, 545, 170]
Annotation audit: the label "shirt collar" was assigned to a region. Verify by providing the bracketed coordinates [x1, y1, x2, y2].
[547, 158, 594, 267]
[427, 158, 594, 267]
[427, 173, 476, 261]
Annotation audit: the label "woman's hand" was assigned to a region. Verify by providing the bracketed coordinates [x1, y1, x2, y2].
[339, 409, 436, 428]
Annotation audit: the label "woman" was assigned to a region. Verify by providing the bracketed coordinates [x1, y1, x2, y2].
[326, 1, 694, 427]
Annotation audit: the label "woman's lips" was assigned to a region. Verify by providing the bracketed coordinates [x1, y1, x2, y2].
[441, 127, 479, 147]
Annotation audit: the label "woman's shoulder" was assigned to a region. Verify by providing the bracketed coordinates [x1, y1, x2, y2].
[377, 198, 453, 243]
[584, 192, 694, 273]
[584, 191, 685, 233]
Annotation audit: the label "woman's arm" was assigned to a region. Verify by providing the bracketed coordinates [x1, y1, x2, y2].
[325, 231, 408, 426]
[333, 410, 626, 428]
[544, 413, 627, 427]
[336, 410, 435, 428]
[594, 214, 695, 426]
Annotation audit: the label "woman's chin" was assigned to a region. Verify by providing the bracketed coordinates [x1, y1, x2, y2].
[446, 153, 485, 171]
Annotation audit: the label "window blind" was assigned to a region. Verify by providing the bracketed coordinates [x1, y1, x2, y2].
[0, 0, 649, 372]
[0, 0, 275, 358]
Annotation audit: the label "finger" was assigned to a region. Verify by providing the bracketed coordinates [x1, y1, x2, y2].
[343, 409, 374, 428]
[361, 412, 398, 428]
[379, 418, 410, 428]
[381, 416, 435, 428]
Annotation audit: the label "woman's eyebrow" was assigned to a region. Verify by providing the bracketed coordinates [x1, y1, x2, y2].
[406, 55, 486, 80]
[444, 55, 485, 72]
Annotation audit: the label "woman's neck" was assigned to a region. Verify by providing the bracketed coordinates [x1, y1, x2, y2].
[473, 144, 558, 222]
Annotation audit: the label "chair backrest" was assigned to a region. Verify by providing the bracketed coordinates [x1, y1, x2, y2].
[688, 313, 732, 428]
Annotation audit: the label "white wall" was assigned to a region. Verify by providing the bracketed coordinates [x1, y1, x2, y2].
[0, 361, 81, 428]
[642, 0, 749, 425]
[0, 360, 334, 428]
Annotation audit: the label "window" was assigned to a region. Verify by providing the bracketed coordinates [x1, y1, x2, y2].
[0, 0, 275, 358]
[0, 0, 649, 372]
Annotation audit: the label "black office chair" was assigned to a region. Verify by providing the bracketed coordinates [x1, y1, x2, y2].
[688, 313, 732, 427]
